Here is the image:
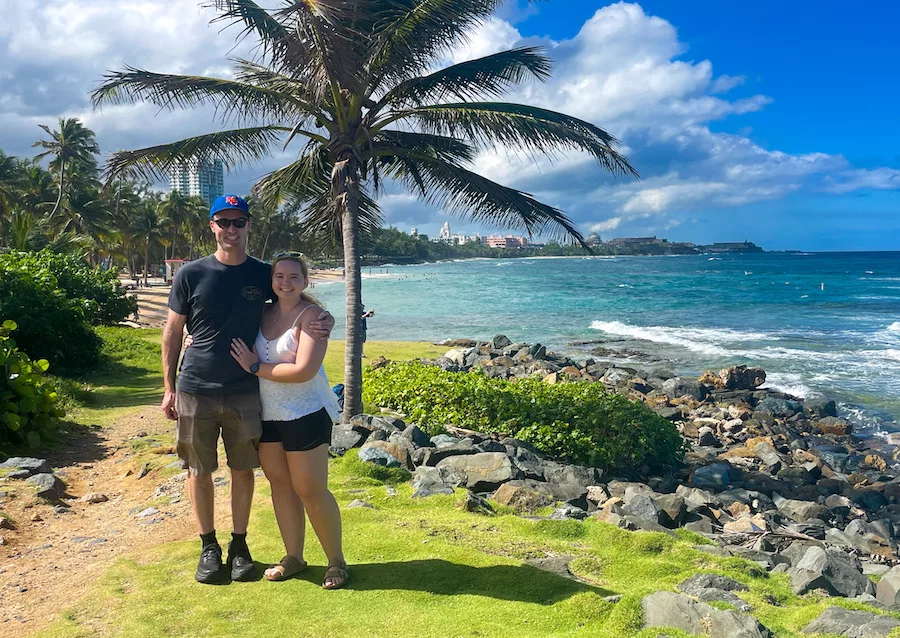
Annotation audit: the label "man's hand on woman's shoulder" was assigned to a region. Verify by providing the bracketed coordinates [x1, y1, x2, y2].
[309, 308, 335, 340]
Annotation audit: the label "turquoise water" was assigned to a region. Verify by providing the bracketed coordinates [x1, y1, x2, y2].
[313, 252, 900, 432]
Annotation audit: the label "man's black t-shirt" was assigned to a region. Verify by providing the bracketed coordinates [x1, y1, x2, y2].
[168, 255, 273, 395]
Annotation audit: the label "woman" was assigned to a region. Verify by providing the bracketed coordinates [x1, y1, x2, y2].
[229, 251, 347, 588]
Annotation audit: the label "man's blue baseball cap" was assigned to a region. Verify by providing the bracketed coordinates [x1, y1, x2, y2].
[209, 194, 250, 218]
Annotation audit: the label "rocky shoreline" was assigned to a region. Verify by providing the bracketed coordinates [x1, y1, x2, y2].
[336, 335, 900, 637]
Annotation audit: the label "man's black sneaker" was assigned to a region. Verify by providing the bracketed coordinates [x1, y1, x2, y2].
[195, 543, 224, 584]
[227, 542, 256, 582]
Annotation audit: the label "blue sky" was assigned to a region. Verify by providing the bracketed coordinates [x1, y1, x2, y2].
[1, 1, 898, 250]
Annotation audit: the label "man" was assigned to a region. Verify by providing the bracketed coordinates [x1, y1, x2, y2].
[162, 194, 333, 584]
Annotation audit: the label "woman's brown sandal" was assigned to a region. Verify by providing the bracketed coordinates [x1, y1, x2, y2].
[322, 562, 349, 590]
[264, 555, 307, 582]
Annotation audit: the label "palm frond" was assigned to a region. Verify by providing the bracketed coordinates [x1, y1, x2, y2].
[296, 188, 384, 249]
[366, 0, 507, 91]
[370, 130, 476, 165]
[389, 102, 638, 177]
[253, 143, 332, 210]
[205, 0, 291, 60]
[103, 126, 288, 184]
[377, 47, 552, 110]
[91, 66, 311, 125]
[380, 150, 586, 246]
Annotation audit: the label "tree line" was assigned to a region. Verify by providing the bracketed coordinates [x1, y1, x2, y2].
[0, 119, 331, 283]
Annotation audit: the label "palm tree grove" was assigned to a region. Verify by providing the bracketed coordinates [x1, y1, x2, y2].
[88, 0, 635, 420]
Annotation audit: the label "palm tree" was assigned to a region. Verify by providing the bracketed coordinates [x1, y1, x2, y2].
[92, 0, 637, 421]
[0, 150, 23, 224]
[32, 118, 100, 218]
[158, 189, 192, 259]
[131, 197, 168, 287]
[184, 195, 211, 259]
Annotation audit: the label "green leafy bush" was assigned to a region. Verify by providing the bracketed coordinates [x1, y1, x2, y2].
[363, 361, 685, 472]
[6, 250, 136, 326]
[0, 252, 102, 370]
[1, 321, 65, 450]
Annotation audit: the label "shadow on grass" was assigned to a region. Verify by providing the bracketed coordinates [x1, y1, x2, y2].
[78, 359, 163, 409]
[0, 420, 108, 466]
[293, 559, 614, 604]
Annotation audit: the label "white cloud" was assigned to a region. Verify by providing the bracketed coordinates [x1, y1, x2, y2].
[710, 74, 746, 94]
[588, 217, 623, 232]
[1, 0, 897, 239]
[822, 167, 900, 194]
[441, 2, 893, 229]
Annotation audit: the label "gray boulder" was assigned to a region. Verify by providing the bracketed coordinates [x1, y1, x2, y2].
[493, 480, 588, 511]
[492, 334, 511, 349]
[676, 485, 723, 510]
[26, 473, 64, 499]
[662, 377, 709, 401]
[753, 442, 784, 472]
[691, 463, 737, 490]
[679, 573, 749, 595]
[399, 425, 433, 449]
[790, 546, 874, 597]
[876, 567, 900, 609]
[655, 494, 688, 527]
[0, 457, 51, 477]
[804, 397, 838, 418]
[330, 425, 367, 455]
[358, 446, 403, 468]
[435, 453, 520, 492]
[542, 462, 601, 486]
[411, 467, 454, 499]
[756, 397, 803, 417]
[622, 494, 663, 524]
[719, 366, 766, 390]
[430, 434, 462, 448]
[641, 591, 771, 638]
[802, 606, 900, 637]
[772, 493, 828, 522]
[422, 440, 477, 466]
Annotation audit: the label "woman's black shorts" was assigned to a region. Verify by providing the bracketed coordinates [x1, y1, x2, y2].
[260, 408, 333, 452]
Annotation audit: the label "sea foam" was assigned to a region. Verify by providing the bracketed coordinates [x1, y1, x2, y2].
[589, 321, 776, 358]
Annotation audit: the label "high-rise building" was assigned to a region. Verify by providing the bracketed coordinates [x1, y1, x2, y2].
[169, 159, 225, 205]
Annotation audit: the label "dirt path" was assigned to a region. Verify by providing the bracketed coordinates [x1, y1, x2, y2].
[0, 406, 238, 637]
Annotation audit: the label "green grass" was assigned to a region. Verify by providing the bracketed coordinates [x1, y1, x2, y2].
[324, 340, 447, 385]
[51, 329, 446, 427]
[28, 329, 900, 637]
[34, 453, 896, 638]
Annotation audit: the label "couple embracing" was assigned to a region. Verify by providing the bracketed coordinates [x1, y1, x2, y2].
[161, 194, 347, 588]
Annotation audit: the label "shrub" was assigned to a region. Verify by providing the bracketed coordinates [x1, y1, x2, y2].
[363, 361, 685, 473]
[1, 321, 65, 451]
[6, 250, 135, 326]
[0, 252, 101, 370]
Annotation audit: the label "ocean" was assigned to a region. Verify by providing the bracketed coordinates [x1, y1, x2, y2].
[312, 252, 900, 434]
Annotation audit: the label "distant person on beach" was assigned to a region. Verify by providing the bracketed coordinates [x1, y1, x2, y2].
[162, 195, 334, 585]
[361, 306, 374, 356]
[228, 252, 347, 588]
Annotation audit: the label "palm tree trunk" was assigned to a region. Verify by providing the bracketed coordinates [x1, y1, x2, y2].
[340, 173, 364, 422]
[50, 162, 65, 218]
[261, 228, 271, 261]
[143, 242, 150, 287]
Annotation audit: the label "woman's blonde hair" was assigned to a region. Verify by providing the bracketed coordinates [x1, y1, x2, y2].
[271, 251, 321, 307]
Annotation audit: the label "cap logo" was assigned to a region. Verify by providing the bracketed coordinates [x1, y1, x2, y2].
[226, 195, 239, 206]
